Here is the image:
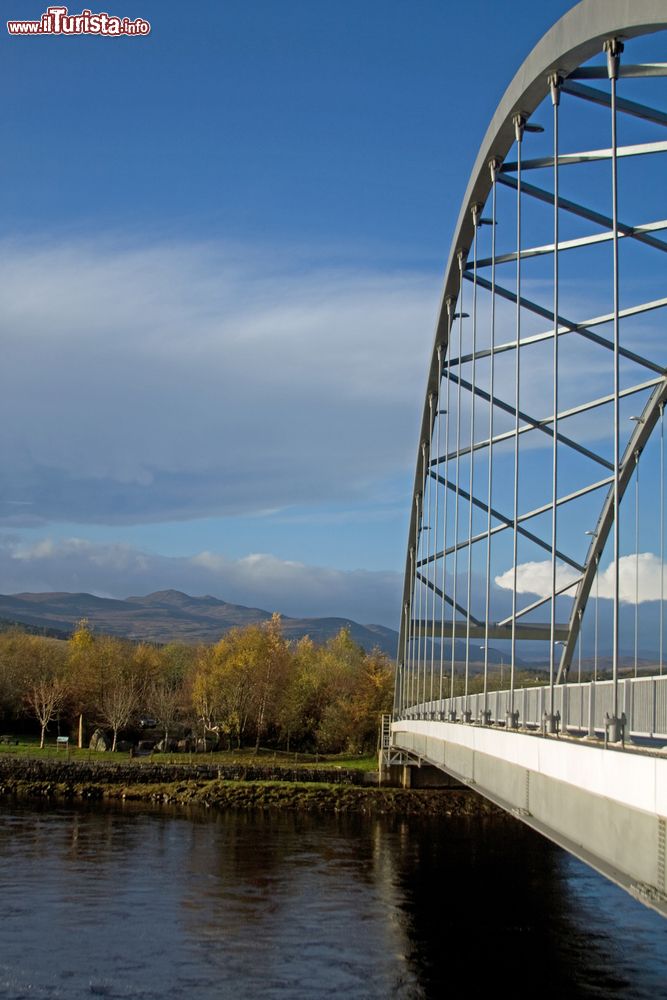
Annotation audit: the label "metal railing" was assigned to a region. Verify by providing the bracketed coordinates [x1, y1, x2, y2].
[398, 675, 667, 740]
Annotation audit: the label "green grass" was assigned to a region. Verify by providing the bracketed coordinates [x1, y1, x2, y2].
[0, 738, 95, 761]
[0, 738, 378, 771]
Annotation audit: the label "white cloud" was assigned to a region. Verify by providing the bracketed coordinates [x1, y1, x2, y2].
[494, 560, 580, 597]
[495, 553, 666, 606]
[598, 553, 665, 604]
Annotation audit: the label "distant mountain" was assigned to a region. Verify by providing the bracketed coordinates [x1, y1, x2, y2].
[0, 616, 71, 640]
[0, 589, 399, 656]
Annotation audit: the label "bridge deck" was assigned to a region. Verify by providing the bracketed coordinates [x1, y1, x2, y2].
[391, 718, 667, 917]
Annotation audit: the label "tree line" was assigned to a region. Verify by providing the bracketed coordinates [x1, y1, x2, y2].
[0, 615, 394, 753]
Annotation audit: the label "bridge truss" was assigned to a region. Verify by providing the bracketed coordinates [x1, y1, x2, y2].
[395, 0, 667, 740]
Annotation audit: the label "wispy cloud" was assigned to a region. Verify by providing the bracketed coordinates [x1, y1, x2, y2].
[0, 236, 437, 526]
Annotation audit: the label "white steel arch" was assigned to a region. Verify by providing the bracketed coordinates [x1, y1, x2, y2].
[396, 0, 667, 738]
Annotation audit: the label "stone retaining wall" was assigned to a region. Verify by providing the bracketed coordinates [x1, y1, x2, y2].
[0, 758, 366, 786]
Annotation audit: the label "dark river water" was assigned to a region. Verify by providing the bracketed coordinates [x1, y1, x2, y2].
[0, 801, 666, 1000]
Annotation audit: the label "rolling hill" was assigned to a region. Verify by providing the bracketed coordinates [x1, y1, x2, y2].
[0, 589, 400, 655]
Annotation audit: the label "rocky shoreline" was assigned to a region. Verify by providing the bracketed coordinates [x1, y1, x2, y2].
[0, 758, 499, 817]
[0, 758, 368, 786]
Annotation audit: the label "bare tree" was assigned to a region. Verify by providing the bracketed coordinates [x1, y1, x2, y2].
[99, 676, 139, 751]
[26, 675, 69, 749]
[148, 678, 182, 748]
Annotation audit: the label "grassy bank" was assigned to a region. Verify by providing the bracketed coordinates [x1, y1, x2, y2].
[0, 745, 501, 819]
[0, 738, 377, 771]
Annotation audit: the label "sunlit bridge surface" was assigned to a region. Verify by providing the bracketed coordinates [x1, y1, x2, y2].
[390, 0, 667, 917]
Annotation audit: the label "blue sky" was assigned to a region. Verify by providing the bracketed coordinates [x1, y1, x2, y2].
[2, 0, 651, 629]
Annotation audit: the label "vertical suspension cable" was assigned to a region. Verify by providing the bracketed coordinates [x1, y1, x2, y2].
[425, 406, 434, 710]
[594, 554, 599, 683]
[395, 614, 402, 717]
[442, 311, 454, 706]
[578, 607, 583, 730]
[438, 342, 448, 707]
[634, 450, 639, 679]
[407, 546, 414, 709]
[510, 115, 524, 721]
[549, 76, 561, 729]
[466, 208, 480, 714]
[661, 403, 665, 676]
[606, 37, 623, 732]
[484, 162, 498, 718]
[408, 550, 412, 711]
[451, 254, 465, 714]
[421, 442, 430, 710]
[431, 390, 440, 712]
[396, 602, 403, 716]
[416, 488, 424, 711]
[401, 602, 409, 716]
[412, 505, 419, 708]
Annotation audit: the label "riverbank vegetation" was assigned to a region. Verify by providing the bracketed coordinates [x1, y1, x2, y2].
[0, 771, 496, 818]
[0, 616, 394, 755]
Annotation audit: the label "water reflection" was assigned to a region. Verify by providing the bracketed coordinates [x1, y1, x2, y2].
[0, 802, 665, 999]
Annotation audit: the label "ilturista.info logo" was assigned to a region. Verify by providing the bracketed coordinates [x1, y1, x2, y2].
[7, 6, 150, 36]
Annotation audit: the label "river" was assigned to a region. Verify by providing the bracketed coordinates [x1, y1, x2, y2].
[0, 801, 665, 999]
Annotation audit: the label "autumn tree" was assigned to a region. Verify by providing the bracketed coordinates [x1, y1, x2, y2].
[160, 642, 196, 688]
[190, 626, 273, 750]
[314, 628, 366, 752]
[276, 635, 323, 752]
[344, 647, 394, 751]
[0, 629, 31, 723]
[252, 613, 290, 753]
[66, 619, 98, 747]
[292, 629, 393, 754]
[209, 628, 261, 749]
[190, 644, 223, 745]
[130, 642, 161, 694]
[0, 616, 395, 755]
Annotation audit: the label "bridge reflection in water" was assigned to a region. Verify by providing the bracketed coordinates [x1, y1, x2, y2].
[391, 0, 667, 917]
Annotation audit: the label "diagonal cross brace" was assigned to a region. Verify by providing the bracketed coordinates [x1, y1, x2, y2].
[429, 469, 585, 573]
[562, 79, 667, 129]
[418, 475, 613, 569]
[415, 570, 483, 627]
[501, 139, 667, 176]
[496, 576, 582, 627]
[498, 173, 667, 255]
[436, 378, 661, 465]
[470, 221, 667, 271]
[466, 271, 665, 377]
[442, 371, 613, 471]
[442, 300, 667, 368]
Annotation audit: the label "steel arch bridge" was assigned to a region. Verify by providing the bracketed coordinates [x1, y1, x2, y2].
[389, 0, 667, 916]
